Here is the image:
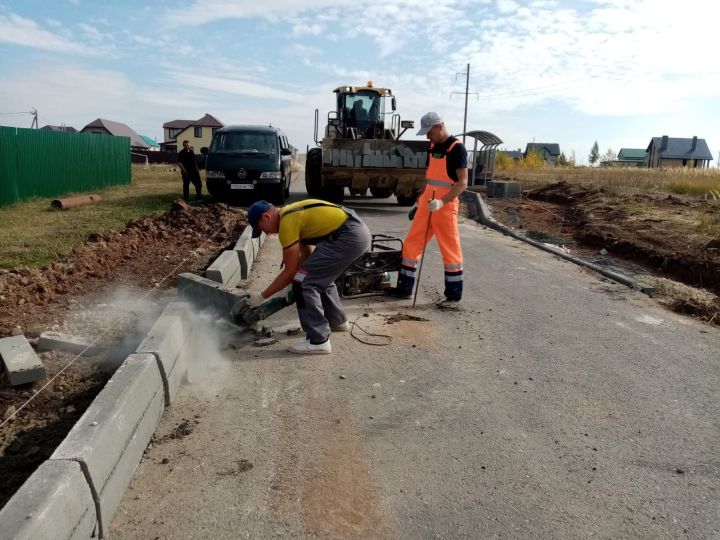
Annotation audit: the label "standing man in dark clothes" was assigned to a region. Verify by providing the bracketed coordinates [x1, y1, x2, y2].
[177, 140, 202, 201]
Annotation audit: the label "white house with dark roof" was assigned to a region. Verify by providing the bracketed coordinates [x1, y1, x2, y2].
[646, 136, 713, 168]
[160, 113, 223, 153]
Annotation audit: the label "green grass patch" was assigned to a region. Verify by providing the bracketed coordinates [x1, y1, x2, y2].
[0, 165, 191, 268]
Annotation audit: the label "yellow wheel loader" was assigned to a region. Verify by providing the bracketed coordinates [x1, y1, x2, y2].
[306, 82, 429, 206]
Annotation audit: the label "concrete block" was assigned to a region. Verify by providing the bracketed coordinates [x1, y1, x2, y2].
[206, 250, 241, 287]
[177, 272, 246, 316]
[51, 353, 164, 538]
[136, 303, 192, 405]
[383, 153, 392, 167]
[323, 149, 332, 165]
[486, 180, 522, 199]
[331, 149, 340, 166]
[354, 154, 362, 168]
[37, 332, 105, 356]
[0, 335, 45, 386]
[362, 154, 370, 167]
[0, 460, 97, 540]
[362, 142, 371, 155]
[233, 234, 253, 279]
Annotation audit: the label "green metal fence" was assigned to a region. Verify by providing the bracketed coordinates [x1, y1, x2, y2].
[0, 126, 131, 207]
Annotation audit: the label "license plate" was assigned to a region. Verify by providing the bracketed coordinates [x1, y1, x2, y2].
[230, 183, 254, 190]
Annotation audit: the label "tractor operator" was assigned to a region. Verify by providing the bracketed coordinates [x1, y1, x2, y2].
[386, 112, 468, 308]
[245, 199, 371, 355]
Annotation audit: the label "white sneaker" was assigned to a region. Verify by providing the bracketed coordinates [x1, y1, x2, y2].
[288, 338, 332, 355]
[331, 321, 350, 332]
[437, 298, 461, 310]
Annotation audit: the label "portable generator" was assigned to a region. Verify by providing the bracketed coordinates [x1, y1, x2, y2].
[336, 234, 403, 298]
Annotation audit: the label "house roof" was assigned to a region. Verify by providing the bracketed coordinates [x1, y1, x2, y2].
[163, 113, 224, 130]
[525, 143, 560, 157]
[499, 150, 524, 159]
[647, 136, 713, 160]
[618, 148, 647, 160]
[40, 125, 77, 132]
[140, 135, 159, 147]
[82, 118, 149, 148]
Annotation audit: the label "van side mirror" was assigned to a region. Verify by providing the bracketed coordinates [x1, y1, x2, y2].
[281, 148, 292, 156]
[200, 147, 208, 155]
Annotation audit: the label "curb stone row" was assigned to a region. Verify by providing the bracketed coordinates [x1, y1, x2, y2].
[0, 228, 265, 539]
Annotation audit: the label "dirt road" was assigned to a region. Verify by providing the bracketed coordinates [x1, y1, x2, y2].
[110, 186, 720, 538]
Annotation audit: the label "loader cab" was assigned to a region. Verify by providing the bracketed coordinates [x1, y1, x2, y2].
[330, 83, 396, 140]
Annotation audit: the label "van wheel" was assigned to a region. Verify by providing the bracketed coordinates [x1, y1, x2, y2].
[269, 185, 286, 205]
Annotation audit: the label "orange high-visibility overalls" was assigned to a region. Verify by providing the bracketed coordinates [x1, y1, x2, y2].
[397, 140, 464, 300]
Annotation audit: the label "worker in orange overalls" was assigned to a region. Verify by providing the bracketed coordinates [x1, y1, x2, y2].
[386, 112, 468, 308]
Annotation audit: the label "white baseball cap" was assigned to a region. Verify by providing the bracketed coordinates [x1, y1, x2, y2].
[417, 112, 443, 135]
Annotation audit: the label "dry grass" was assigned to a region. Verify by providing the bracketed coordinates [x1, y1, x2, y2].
[0, 164, 193, 268]
[496, 163, 720, 198]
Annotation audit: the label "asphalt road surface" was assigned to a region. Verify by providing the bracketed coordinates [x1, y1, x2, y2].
[110, 182, 720, 539]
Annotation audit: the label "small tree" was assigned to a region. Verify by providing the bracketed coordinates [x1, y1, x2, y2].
[589, 141, 600, 166]
[556, 152, 569, 166]
[601, 148, 616, 163]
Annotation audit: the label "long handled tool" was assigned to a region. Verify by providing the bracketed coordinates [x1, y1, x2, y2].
[412, 190, 435, 308]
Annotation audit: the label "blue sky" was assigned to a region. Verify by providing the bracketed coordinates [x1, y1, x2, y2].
[1, 0, 718, 164]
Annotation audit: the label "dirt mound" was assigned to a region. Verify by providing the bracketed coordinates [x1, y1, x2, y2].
[524, 182, 720, 294]
[0, 201, 246, 338]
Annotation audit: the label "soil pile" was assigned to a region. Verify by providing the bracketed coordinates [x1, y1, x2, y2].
[0, 200, 245, 507]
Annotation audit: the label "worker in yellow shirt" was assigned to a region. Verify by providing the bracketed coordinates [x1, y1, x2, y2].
[246, 199, 371, 354]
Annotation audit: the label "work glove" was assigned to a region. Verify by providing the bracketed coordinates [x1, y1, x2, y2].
[246, 292, 266, 309]
[408, 204, 418, 221]
[429, 199, 445, 212]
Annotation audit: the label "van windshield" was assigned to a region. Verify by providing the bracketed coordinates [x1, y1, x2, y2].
[211, 132, 277, 156]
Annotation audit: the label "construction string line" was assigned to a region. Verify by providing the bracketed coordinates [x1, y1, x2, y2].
[0, 221, 230, 430]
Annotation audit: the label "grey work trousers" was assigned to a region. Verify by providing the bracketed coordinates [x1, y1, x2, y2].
[292, 212, 371, 344]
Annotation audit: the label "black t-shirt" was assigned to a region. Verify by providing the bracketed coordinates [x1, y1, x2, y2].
[177, 148, 196, 170]
[427, 136, 468, 182]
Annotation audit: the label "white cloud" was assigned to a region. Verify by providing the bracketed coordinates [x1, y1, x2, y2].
[166, 71, 304, 102]
[0, 13, 87, 54]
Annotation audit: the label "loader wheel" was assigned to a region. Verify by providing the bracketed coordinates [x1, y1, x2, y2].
[370, 187, 392, 199]
[396, 193, 418, 206]
[305, 148, 323, 197]
[323, 185, 345, 204]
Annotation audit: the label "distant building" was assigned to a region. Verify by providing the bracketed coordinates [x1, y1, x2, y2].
[524, 142, 561, 165]
[140, 135, 160, 150]
[40, 124, 77, 133]
[646, 136, 713, 168]
[601, 147, 647, 168]
[81, 118, 149, 150]
[498, 149, 524, 162]
[160, 113, 223, 153]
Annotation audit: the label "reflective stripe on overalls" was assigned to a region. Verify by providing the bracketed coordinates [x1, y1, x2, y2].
[398, 140, 464, 300]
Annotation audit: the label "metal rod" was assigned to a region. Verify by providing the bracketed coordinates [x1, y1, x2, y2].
[412, 189, 435, 308]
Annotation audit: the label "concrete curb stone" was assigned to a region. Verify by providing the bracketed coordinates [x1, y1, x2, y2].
[461, 190, 646, 293]
[0, 460, 97, 540]
[177, 272, 247, 316]
[136, 302, 193, 406]
[1, 227, 267, 538]
[50, 353, 164, 539]
[206, 250, 242, 287]
[0, 335, 45, 386]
